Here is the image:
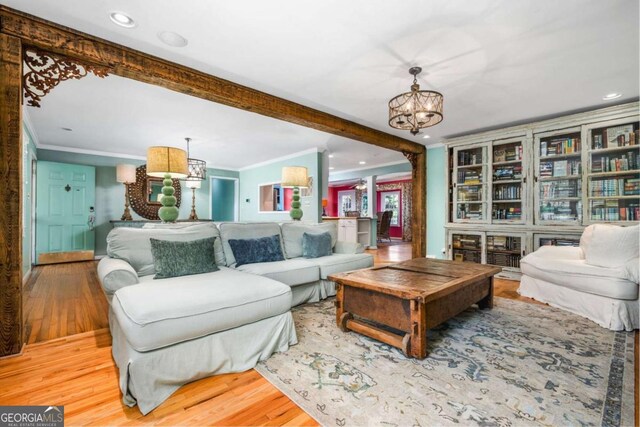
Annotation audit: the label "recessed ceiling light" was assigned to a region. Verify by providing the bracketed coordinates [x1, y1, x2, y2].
[158, 31, 188, 47]
[329, 167, 335, 170]
[328, 154, 334, 158]
[109, 12, 136, 28]
[359, 161, 366, 165]
[422, 135, 431, 139]
[61, 127, 72, 131]
[602, 93, 622, 100]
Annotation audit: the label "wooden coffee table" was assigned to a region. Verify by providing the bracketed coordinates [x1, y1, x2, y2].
[328, 258, 501, 359]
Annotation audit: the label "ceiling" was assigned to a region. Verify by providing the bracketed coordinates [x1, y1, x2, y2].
[8, 0, 639, 170]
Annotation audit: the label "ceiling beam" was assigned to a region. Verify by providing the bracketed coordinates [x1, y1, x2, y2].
[0, 6, 425, 155]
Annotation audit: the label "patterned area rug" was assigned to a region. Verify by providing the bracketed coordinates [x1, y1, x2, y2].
[256, 298, 635, 426]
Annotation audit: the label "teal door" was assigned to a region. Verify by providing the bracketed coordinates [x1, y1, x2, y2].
[211, 177, 237, 221]
[36, 161, 96, 264]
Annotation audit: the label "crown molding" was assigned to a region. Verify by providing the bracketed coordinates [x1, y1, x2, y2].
[37, 144, 147, 161]
[426, 142, 444, 150]
[329, 160, 408, 176]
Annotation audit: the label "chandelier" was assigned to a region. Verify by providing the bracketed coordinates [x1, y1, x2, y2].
[183, 137, 206, 181]
[388, 67, 443, 135]
[354, 179, 367, 190]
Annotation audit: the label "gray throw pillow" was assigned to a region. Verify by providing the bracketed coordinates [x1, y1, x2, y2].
[150, 237, 219, 279]
[228, 234, 285, 267]
[302, 232, 332, 258]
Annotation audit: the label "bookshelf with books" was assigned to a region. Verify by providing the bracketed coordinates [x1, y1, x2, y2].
[450, 232, 483, 264]
[491, 138, 525, 223]
[586, 119, 640, 224]
[443, 101, 638, 274]
[534, 128, 583, 224]
[485, 234, 524, 271]
[453, 145, 487, 222]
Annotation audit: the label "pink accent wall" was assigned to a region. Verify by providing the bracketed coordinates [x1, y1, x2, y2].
[327, 179, 410, 239]
[283, 188, 294, 211]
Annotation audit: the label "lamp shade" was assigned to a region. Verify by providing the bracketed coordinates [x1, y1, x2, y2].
[146, 146, 188, 178]
[116, 164, 136, 183]
[281, 166, 308, 188]
[322, 198, 328, 207]
[186, 179, 201, 189]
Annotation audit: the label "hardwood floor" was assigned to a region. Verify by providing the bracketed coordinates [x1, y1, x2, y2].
[23, 261, 109, 344]
[5, 245, 635, 426]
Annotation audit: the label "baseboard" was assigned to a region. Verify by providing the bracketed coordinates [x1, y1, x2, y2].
[94, 255, 105, 261]
[22, 268, 31, 286]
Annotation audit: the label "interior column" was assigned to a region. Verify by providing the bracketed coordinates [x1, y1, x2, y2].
[0, 33, 24, 357]
[411, 149, 427, 258]
[366, 175, 377, 248]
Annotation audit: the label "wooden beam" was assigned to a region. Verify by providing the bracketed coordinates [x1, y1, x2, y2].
[0, 6, 424, 155]
[409, 149, 427, 258]
[0, 33, 23, 357]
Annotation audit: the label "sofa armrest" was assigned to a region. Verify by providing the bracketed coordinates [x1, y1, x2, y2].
[529, 245, 584, 260]
[333, 241, 365, 254]
[624, 257, 639, 284]
[97, 257, 139, 298]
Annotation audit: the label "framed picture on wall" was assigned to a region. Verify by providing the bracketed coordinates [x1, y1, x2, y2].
[301, 176, 313, 197]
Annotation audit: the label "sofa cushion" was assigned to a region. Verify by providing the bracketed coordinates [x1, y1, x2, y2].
[309, 253, 374, 279]
[228, 235, 285, 267]
[107, 223, 225, 276]
[281, 222, 337, 258]
[302, 232, 332, 258]
[236, 259, 319, 287]
[584, 224, 639, 268]
[521, 250, 638, 300]
[150, 237, 219, 279]
[112, 267, 291, 352]
[219, 223, 284, 266]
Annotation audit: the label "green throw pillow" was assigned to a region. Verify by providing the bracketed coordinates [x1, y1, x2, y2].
[302, 232, 332, 258]
[150, 237, 219, 279]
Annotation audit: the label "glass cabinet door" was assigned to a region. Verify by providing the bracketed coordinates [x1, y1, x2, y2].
[534, 129, 583, 224]
[586, 120, 639, 223]
[491, 138, 525, 223]
[453, 145, 487, 222]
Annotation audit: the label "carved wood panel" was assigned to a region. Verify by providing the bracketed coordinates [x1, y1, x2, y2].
[127, 165, 182, 220]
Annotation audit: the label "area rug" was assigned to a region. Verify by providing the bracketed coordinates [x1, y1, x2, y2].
[255, 298, 635, 426]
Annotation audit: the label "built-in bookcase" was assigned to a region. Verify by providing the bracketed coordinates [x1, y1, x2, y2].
[586, 119, 640, 223]
[534, 128, 583, 225]
[443, 102, 639, 275]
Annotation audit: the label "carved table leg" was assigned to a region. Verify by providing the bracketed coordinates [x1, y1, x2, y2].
[409, 299, 427, 359]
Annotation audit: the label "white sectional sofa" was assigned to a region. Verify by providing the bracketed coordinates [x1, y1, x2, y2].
[519, 224, 639, 331]
[97, 221, 373, 414]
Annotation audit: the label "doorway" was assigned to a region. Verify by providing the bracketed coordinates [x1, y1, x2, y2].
[210, 176, 239, 221]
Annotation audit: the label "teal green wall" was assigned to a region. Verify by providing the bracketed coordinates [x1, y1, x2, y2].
[37, 149, 236, 256]
[211, 177, 236, 221]
[427, 146, 446, 258]
[239, 151, 321, 222]
[329, 162, 411, 182]
[22, 126, 37, 276]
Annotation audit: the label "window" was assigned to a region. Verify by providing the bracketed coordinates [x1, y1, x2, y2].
[381, 191, 400, 226]
[259, 183, 286, 212]
[337, 190, 355, 217]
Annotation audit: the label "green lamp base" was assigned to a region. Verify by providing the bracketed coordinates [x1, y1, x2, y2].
[159, 173, 179, 223]
[289, 186, 303, 221]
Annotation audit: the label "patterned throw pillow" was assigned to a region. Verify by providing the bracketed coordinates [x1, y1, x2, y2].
[228, 234, 285, 267]
[150, 237, 219, 279]
[302, 232, 332, 259]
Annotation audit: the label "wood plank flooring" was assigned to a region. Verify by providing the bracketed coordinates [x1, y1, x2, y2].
[4, 244, 635, 426]
[23, 261, 109, 344]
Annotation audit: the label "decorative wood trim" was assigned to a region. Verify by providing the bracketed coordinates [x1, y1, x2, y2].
[22, 47, 109, 107]
[128, 165, 182, 220]
[411, 149, 427, 257]
[37, 250, 94, 265]
[0, 33, 23, 357]
[0, 6, 424, 155]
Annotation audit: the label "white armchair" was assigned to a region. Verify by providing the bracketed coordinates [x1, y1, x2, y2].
[519, 224, 639, 331]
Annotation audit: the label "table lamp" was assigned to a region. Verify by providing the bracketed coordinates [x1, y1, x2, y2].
[116, 164, 136, 221]
[281, 166, 308, 221]
[146, 146, 188, 222]
[322, 198, 328, 217]
[186, 179, 201, 220]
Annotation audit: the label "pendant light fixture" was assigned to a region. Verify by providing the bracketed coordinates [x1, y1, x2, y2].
[388, 67, 443, 135]
[183, 137, 207, 182]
